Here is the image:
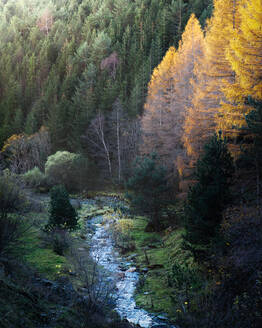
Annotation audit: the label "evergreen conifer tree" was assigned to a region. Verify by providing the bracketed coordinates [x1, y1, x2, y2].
[45, 185, 78, 231]
[184, 133, 234, 260]
[126, 153, 170, 231]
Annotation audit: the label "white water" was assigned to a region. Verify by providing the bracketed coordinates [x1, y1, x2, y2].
[89, 215, 176, 328]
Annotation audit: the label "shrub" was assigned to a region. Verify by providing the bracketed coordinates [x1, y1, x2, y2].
[110, 218, 135, 251]
[0, 170, 25, 219]
[1, 127, 50, 173]
[45, 185, 78, 231]
[45, 151, 92, 191]
[0, 170, 26, 254]
[23, 167, 45, 188]
[43, 228, 71, 255]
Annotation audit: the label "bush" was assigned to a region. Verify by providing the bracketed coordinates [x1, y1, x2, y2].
[0, 170, 25, 219]
[45, 151, 92, 191]
[110, 218, 135, 252]
[45, 185, 78, 231]
[43, 228, 71, 255]
[1, 127, 50, 173]
[0, 170, 26, 254]
[23, 167, 45, 188]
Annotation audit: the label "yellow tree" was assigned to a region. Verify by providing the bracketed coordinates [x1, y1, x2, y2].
[226, 0, 262, 102]
[172, 14, 205, 177]
[141, 46, 177, 170]
[141, 14, 204, 177]
[183, 0, 242, 165]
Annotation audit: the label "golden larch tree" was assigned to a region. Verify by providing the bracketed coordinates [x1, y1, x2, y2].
[141, 14, 204, 179]
[141, 46, 178, 171]
[172, 14, 205, 177]
[226, 0, 262, 103]
[183, 0, 242, 165]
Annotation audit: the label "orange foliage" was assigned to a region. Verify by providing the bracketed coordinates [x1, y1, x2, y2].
[220, 0, 262, 132]
[183, 0, 243, 166]
[141, 14, 204, 176]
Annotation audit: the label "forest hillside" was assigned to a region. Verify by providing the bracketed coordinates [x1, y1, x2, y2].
[0, 0, 262, 328]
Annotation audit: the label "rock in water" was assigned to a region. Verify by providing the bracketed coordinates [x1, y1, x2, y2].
[127, 267, 136, 273]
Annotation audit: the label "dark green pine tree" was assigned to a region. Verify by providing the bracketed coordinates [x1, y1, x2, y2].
[245, 97, 262, 208]
[126, 153, 170, 232]
[246, 97, 262, 157]
[183, 133, 234, 260]
[45, 185, 78, 231]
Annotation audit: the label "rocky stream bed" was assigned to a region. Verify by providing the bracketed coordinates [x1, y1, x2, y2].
[82, 198, 176, 328]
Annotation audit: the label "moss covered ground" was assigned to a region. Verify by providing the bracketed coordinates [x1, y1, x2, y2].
[125, 216, 196, 321]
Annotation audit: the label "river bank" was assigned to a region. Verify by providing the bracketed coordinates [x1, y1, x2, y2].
[7, 191, 184, 327]
[77, 196, 179, 328]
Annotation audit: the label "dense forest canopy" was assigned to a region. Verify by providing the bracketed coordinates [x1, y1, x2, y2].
[0, 0, 212, 155]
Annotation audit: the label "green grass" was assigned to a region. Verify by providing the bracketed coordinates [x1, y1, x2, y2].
[127, 216, 195, 319]
[20, 226, 66, 279]
[15, 202, 112, 282]
[8, 211, 67, 280]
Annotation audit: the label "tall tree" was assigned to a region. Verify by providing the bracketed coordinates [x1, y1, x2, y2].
[183, 0, 241, 167]
[141, 14, 204, 178]
[141, 46, 177, 169]
[183, 133, 234, 260]
[127, 153, 170, 232]
[220, 0, 262, 133]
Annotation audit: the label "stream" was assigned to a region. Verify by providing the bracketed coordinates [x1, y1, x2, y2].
[83, 198, 176, 328]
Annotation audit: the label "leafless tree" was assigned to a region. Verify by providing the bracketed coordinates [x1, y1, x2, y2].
[37, 8, 53, 35]
[84, 102, 141, 182]
[71, 250, 117, 313]
[85, 110, 113, 179]
[101, 52, 119, 80]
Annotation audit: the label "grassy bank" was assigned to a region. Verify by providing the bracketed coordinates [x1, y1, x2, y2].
[124, 215, 199, 322]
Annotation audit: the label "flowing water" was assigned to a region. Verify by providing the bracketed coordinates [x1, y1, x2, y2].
[85, 200, 176, 328]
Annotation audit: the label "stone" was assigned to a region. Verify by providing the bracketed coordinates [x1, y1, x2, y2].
[119, 263, 128, 271]
[126, 267, 136, 273]
[78, 248, 85, 251]
[157, 315, 168, 321]
[126, 254, 137, 260]
[117, 272, 125, 279]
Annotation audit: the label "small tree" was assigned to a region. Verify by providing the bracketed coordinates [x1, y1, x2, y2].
[0, 170, 26, 254]
[126, 153, 170, 231]
[183, 133, 234, 260]
[45, 185, 78, 231]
